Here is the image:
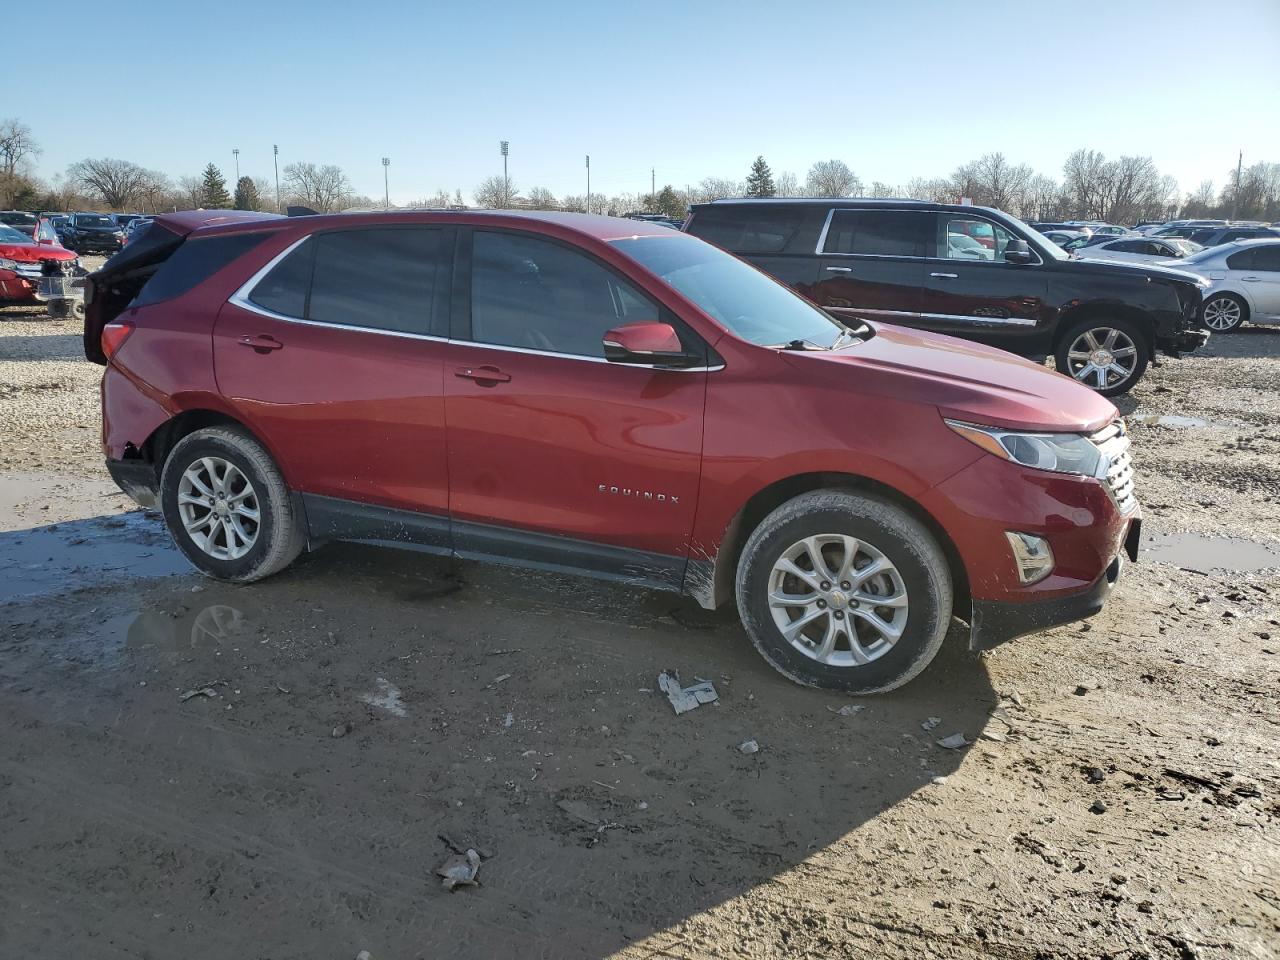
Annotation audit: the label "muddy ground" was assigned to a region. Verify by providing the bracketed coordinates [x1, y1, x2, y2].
[1, 291, 1277, 960]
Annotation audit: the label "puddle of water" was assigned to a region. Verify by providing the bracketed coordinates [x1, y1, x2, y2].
[1128, 414, 1224, 429]
[127, 603, 253, 652]
[0, 511, 189, 603]
[360, 677, 407, 717]
[1142, 532, 1280, 573]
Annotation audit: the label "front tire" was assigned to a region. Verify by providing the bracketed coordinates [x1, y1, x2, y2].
[1201, 293, 1246, 332]
[736, 489, 953, 694]
[160, 426, 305, 582]
[1054, 317, 1149, 397]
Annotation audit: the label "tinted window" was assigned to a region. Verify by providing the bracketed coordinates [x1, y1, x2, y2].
[249, 239, 314, 318]
[824, 210, 928, 257]
[1251, 245, 1280, 271]
[308, 228, 444, 335]
[470, 231, 658, 357]
[687, 205, 805, 254]
[133, 233, 267, 308]
[938, 215, 1014, 261]
[1108, 240, 1142, 253]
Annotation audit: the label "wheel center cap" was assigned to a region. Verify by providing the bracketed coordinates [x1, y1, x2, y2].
[828, 590, 849, 610]
[1091, 349, 1113, 365]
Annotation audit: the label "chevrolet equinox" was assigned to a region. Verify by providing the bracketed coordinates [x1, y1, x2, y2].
[85, 210, 1141, 693]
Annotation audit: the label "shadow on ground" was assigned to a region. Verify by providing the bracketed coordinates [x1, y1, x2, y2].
[0, 517, 997, 959]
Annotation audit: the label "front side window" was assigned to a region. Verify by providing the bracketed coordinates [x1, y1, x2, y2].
[939, 216, 1014, 261]
[823, 210, 928, 257]
[470, 231, 658, 357]
[248, 227, 447, 335]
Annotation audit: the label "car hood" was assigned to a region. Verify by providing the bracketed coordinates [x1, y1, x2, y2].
[782, 322, 1118, 434]
[1066, 254, 1204, 286]
[0, 241, 75, 262]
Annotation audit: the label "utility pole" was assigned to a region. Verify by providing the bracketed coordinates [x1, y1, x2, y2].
[651, 167, 655, 200]
[1231, 150, 1243, 221]
[585, 154, 590, 214]
[232, 148, 240, 183]
[500, 140, 509, 207]
[382, 157, 391, 210]
[273, 144, 281, 213]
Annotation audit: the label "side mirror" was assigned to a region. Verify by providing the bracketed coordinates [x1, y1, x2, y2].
[603, 321, 698, 368]
[1004, 238, 1034, 264]
[34, 218, 58, 246]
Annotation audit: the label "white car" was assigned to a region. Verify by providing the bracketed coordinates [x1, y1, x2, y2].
[1160, 238, 1280, 331]
[1075, 236, 1201, 264]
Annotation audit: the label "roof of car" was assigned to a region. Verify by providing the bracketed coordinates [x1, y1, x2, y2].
[692, 197, 1017, 217]
[176, 208, 679, 243]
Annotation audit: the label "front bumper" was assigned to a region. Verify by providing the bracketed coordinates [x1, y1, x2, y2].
[969, 518, 1139, 650]
[106, 457, 159, 508]
[1159, 327, 1210, 355]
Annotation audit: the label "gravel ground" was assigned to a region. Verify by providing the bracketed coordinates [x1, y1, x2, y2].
[0, 302, 1277, 959]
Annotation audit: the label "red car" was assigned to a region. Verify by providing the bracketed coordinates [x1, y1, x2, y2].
[85, 210, 1140, 693]
[0, 220, 79, 303]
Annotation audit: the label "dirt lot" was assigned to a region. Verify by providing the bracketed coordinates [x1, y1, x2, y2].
[1, 290, 1277, 960]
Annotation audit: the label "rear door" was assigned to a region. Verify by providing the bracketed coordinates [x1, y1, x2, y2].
[214, 225, 454, 540]
[916, 212, 1048, 349]
[810, 208, 929, 325]
[1237, 244, 1280, 318]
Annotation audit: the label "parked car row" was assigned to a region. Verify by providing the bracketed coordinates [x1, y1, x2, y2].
[85, 207, 1142, 694]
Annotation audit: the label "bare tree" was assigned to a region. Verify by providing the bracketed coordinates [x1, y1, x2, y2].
[474, 175, 518, 208]
[867, 181, 898, 199]
[526, 186, 558, 210]
[804, 160, 862, 197]
[559, 193, 588, 213]
[0, 119, 39, 181]
[692, 177, 743, 203]
[282, 162, 352, 213]
[68, 157, 160, 209]
[1182, 179, 1216, 218]
[1061, 149, 1110, 219]
[775, 171, 801, 197]
[177, 175, 204, 210]
[904, 176, 954, 203]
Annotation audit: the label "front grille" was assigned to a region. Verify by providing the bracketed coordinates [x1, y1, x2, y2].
[41, 258, 73, 277]
[1090, 420, 1137, 513]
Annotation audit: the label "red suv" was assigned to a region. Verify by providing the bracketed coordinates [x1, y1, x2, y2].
[86, 210, 1141, 694]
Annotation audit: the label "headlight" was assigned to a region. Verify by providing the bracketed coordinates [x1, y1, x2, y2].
[945, 419, 1102, 477]
[0, 257, 16, 270]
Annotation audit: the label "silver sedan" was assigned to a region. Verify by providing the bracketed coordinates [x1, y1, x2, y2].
[1160, 238, 1280, 331]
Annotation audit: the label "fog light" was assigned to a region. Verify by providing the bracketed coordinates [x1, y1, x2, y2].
[1006, 532, 1054, 585]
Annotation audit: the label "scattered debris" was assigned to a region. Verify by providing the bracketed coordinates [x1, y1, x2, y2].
[356, 951, 373, 960]
[486, 673, 512, 689]
[921, 717, 941, 732]
[503, 712, 514, 728]
[1090, 799, 1107, 815]
[179, 687, 218, 702]
[331, 722, 351, 739]
[436, 848, 481, 891]
[275, 682, 291, 694]
[829, 704, 865, 717]
[738, 739, 760, 754]
[591, 780, 616, 791]
[1073, 685, 1089, 696]
[1084, 766, 1106, 784]
[360, 677, 407, 717]
[557, 799, 602, 826]
[1014, 833, 1064, 868]
[936, 733, 968, 750]
[1163, 768, 1222, 792]
[657, 670, 719, 715]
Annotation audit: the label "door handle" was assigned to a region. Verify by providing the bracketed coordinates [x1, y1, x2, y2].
[1241, 276, 1260, 282]
[930, 272, 959, 279]
[824, 266, 852, 273]
[238, 334, 284, 353]
[455, 365, 511, 384]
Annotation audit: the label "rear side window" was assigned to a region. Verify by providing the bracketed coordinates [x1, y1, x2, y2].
[823, 210, 929, 257]
[686, 206, 804, 254]
[133, 233, 267, 308]
[247, 227, 448, 336]
[1251, 246, 1280, 271]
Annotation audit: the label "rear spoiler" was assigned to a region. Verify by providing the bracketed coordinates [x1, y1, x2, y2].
[83, 209, 284, 364]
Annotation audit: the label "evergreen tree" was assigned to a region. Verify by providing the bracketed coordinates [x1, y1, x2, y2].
[233, 176, 261, 211]
[745, 156, 776, 198]
[653, 185, 685, 220]
[199, 163, 232, 208]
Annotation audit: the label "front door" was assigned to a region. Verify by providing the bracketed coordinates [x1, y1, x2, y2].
[443, 228, 707, 589]
[917, 212, 1048, 350]
[810, 208, 930, 327]
[214, 226, 454, 541]
[1238, 244, 1280, 319]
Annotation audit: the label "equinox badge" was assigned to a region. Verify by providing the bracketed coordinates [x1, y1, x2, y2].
[598, 484, 679, 505]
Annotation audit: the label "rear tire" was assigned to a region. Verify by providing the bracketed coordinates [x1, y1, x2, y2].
[736, 489, 953, 694]
[1201, 293, 1246, 332]
[1054, 317, 1149, 397]
[160, 426, 304, 582]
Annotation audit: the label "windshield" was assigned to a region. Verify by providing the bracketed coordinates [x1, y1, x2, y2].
[0, 212, 36, 225]
[77, 215, 116, 228]
[611, 233, 849, 348]
[0, 224, 29, 242]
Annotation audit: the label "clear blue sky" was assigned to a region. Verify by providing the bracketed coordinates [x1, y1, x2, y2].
[18, 0, 1280, 205]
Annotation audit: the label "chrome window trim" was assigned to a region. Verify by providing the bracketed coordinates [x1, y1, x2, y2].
[814, 206, 1045, 266]
[830, 305, 1037, 328]
[814, 207, 931, 259]
[453, 338, 723, 372]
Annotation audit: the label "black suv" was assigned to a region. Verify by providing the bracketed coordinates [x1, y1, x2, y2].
[1186, 225, 1279, 248]
[62, 212, 125, 254]
[684, 199, 1209, 395]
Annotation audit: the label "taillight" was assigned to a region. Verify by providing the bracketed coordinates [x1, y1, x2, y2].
[101, 321, 134, 359]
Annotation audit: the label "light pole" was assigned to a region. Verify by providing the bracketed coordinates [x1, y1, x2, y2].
[585, 154, 590, 214]
[232, 148, 240, 184]
[499, 140, 509, 206]
[273, 144, 281, 213]
[382, 157, 390, 210]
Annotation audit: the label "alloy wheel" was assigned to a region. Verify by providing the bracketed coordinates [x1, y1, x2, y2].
[1065, 327, 1140, 390]
[1202, 297, 1242, 331]
[177, 457, 260, 560]
[767, 534, 909, 667]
